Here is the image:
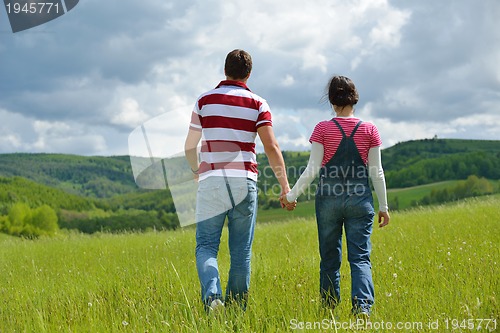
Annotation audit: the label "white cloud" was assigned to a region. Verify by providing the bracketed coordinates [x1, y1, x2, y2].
[0, 108, 110, 155]
[449, 114, 500, 139]
[368, 6, 410, 48]
[383, 87, 424, 111]
[0, 0, 499, 156]
[128, 110, 190, 159]
[0, 134, 22, 150]
[282, 75, 295, 87]
[0, 108, 35, 152]
[375, 119, 447, 148]
[111, 98, 149, 128]
[32, 120, 107, 154]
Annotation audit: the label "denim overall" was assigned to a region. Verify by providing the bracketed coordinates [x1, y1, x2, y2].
[315, 119, 375, 314]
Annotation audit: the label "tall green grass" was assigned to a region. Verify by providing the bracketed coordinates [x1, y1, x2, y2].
[0, 196, 498, 332]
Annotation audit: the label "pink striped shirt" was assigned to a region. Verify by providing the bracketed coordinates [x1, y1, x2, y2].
[309, 117, 382, 166]
[189, 80, 272, 180]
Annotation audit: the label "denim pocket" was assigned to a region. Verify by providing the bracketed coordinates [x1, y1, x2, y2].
[196, 178, 232, 222]
[233, 180, 257, 217]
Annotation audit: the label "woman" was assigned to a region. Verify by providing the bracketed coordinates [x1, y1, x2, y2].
[281, 75, 390, 317]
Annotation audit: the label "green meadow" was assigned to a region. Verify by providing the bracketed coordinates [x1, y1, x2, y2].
[386, 181, 460, 209]
[1, 196, 499, 332]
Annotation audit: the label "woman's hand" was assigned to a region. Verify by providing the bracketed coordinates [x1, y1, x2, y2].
[378, 211, 390, 228]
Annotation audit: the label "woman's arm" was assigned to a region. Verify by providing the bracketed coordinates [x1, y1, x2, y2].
[368, 146, 390, 227]
[367, 146, 388, 212]
[285, 142, 324, 202]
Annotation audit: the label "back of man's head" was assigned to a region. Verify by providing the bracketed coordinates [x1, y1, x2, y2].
[225, 49, 252, 80]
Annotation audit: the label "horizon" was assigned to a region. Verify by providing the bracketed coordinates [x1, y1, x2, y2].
[0, 137, 498, 157]
[1, 0, 499, 156]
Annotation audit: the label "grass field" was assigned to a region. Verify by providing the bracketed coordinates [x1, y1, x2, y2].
[0, 196, 499, 332]
[386, 180, 460, 209]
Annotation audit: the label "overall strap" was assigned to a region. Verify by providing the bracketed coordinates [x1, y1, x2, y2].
[331, 119, 346, 138]
[331, 119, 363, 138]
[350, 120, 363, 138]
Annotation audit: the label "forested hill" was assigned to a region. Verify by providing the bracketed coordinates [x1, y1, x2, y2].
[0, 154, 136, 198]
[382, 139, 500, 171]
[0, 139, 499, 195]
[380, 139, 500, 188]
[257, 138, 500, 188]
[0, 138, 499, 235]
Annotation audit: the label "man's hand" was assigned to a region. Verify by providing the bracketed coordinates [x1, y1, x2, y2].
[280, 193, 297, 211]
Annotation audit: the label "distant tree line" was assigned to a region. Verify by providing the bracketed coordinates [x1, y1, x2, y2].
[58, 209, 179, 234]
[412, 175, 496, 207]
[0, 203, 59, 238]
[1, 140, 499, 237]
[388, 175, 498, 211]
[385, 152, 500, 188]
[0, 177, 180, 237]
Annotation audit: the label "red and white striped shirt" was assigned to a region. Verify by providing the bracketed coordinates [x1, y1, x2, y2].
[309, 117, 382, 166]
[189, 80, 272, 181]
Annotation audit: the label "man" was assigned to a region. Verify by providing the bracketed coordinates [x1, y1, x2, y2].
[184, 49, 291, 312]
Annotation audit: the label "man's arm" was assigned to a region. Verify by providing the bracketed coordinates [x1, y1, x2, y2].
[257, 125, 290, 195]
[184, 129, 202, 174]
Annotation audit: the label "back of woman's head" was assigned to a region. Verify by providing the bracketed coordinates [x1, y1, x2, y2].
[327, 76, 359, 107]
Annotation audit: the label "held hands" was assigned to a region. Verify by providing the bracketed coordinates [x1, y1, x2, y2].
[280, 192, 297, 211]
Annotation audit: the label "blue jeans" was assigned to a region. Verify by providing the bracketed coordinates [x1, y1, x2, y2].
[195, 177, 257, 309]
[315, 184, 375, 314]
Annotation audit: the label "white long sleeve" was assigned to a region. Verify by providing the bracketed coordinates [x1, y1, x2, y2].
[367, 146, 388, 212]
[286, 142, 324, 202]
[286, 144, 389, 212]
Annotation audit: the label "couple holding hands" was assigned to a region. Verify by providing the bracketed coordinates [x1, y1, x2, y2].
[185, 49, 390, 317]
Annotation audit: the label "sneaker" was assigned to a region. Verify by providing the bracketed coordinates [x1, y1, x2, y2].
[209, 299, 225, 313]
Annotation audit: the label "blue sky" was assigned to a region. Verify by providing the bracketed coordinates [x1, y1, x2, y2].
[1, 0, 499, 157]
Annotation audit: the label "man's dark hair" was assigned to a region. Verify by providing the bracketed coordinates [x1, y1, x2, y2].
[225, 49, 252, 80]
